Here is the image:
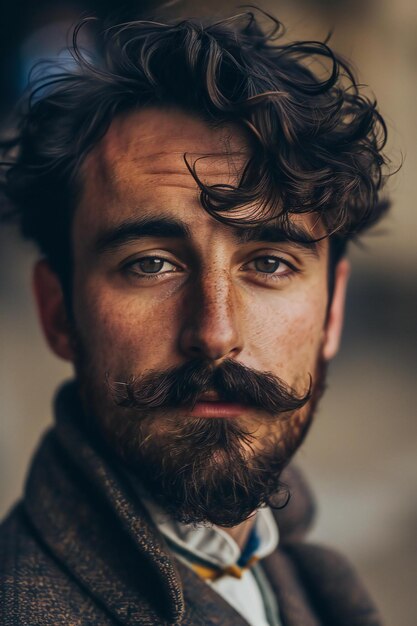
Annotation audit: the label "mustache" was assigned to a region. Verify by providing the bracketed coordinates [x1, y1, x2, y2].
[106, 358, 312, 415]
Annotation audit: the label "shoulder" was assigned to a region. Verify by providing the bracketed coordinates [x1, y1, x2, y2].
[284, 539, 373, 595]
[0, 504, 112, 626]
[283, 541, 383, 625]
[0, 503, 42, 585]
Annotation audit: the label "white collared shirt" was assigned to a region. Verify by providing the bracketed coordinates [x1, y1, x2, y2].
[142, 496, 280, 626]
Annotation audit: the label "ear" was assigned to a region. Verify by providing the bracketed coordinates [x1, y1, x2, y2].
[322, 258, 350, 361]
[33, 259, 74, 362]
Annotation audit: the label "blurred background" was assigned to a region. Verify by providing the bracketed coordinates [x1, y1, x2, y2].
[0, 1, 416, 624]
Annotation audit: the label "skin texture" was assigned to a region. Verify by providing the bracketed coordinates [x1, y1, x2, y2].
[33, 106, 349, 545]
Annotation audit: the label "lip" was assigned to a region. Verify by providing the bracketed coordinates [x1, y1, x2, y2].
[187, 400, 247, 418]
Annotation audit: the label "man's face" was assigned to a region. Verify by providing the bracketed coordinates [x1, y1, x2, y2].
[38, 107, 348, 526]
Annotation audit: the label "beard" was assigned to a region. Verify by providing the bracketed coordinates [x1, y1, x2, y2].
[76, 347, 327, 528]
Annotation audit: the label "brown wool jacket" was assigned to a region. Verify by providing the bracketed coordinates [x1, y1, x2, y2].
[0, 382, 383, 626]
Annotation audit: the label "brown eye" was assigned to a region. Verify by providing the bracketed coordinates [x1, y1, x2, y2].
[253, 257, 283, 274]
[123, 256, 180, 280]
[138, 257, 166, 273]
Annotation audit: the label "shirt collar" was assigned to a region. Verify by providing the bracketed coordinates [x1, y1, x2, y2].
[141, 494, 279, 569]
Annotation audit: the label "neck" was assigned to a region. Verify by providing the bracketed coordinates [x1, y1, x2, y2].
[217, 513, 257, 550]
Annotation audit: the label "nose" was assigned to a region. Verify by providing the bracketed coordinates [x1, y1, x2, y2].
[179, 270, 243, 363]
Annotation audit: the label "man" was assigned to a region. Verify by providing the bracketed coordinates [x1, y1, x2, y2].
[0, 10, 390, 626]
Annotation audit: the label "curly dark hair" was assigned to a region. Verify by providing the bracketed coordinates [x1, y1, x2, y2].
[0, 10, 390, 292]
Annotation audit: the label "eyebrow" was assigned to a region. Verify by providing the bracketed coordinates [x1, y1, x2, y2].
[235, 221, 320, 256]
[95, 216, 192, 253]
[95, 215, 320, 257]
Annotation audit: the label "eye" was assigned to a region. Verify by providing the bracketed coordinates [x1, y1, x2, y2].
[245, 255, 294, 276]
[125, 256, 180, 277]
[251, 257, 285, 274]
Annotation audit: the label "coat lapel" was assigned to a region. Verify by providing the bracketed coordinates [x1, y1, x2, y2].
[261, 550, 321, 626]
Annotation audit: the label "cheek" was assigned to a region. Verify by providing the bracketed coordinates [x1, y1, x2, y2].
[244, 288, 327, 378]
[73, 282, 180, 376]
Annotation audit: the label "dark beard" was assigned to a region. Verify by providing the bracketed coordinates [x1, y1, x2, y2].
[124, 415, 294, 527]
[78, 357, 327, 527]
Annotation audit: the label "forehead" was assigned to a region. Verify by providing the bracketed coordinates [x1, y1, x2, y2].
[80, 106, 248, 207]
[75, 106, 324, 243]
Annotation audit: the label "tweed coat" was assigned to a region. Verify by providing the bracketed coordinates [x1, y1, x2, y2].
[0, 382, 383, 626]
